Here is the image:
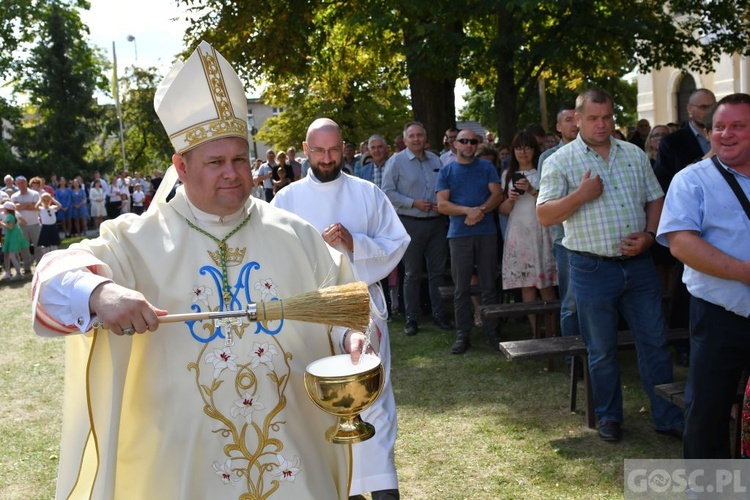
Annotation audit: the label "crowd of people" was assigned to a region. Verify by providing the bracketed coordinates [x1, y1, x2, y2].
[0, 170, 164, 280]
[11, 38, 749, 499]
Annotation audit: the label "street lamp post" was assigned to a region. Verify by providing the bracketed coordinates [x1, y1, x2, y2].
[126, 35, 138, 61]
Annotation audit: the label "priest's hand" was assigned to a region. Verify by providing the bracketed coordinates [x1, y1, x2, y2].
[344, 330, 373, 365]
[89, 282, 169, 336]
[322, 222, 353, 253]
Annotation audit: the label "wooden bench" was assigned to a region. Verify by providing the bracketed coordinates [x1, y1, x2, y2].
[655, 380, 746, 458]
[499, 328, 690, 428]
[480, 300, 560, 339]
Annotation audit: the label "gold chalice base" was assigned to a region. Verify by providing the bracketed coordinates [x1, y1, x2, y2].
[304, 354, 384, 444]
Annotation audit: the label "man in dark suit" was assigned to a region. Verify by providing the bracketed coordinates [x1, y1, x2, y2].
[654, 89, 716, 192]
[653, 88, 717, 367]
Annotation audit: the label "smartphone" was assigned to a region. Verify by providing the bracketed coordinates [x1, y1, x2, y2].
[511, 172, 526, 195]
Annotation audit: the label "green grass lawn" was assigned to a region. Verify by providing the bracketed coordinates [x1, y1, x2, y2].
[0, 277, 688, 499]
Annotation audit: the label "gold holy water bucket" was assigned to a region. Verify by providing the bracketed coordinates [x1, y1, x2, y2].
[304, 354, 384, 444]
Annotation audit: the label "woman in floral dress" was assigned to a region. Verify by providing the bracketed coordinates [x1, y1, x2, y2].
[499, 131, 557, 333]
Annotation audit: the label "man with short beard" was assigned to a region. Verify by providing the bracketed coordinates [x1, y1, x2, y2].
[655, 88, 717, 191]
[273, 118, 410, 500]
[436, 129, 503, 354]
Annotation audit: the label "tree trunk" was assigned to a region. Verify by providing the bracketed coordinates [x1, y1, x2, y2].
[402, 16, 462, 151]
[494, 5, 518, 147]
[407, 72, 456, 152]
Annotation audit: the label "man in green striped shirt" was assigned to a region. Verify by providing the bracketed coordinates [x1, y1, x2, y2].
[536, 88, 684, 443]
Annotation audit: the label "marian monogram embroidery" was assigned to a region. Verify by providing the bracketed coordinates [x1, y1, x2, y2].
[186, 262, 283, 344]
[185, 265, 302, 496]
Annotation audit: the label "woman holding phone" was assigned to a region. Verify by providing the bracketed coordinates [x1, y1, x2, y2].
[499, 131, 557, 332]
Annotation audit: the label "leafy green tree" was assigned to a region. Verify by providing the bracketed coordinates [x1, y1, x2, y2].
[180, 0, 424, 147]
[463, 0, 750, 144]
[10, 1, 106, 179]
[103, 65, 174, 175]
[180, 0, 750, 150]
[0, 97, 22, 172]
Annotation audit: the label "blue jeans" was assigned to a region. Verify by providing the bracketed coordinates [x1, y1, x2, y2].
[553, 242, 579, 338]
[569, 251, 683, 429]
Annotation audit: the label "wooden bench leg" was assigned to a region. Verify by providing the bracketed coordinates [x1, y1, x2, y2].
[544, 313, 556, 372]
[569, 356, 579, 413]
[583, 356, 595, 429]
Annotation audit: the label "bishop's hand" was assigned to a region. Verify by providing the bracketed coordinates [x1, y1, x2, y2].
[89, 281, 168, 336]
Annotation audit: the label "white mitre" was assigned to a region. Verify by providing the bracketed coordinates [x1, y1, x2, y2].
[154, 41, 248, 154]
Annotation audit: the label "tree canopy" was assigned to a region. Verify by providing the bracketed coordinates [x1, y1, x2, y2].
[180, 0, 750, 147]
[10, 1, 106, 179]
[2, 0, 750, 175]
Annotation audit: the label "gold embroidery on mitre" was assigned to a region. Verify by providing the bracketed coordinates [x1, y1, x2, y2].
[208, 246, 246, 267]
[170, 45, 248, 152]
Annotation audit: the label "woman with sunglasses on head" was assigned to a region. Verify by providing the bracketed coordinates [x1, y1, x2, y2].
[645, 125, 670, 168]
[499, 131, 558, 333]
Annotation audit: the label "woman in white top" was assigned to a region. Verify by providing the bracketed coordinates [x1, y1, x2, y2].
[89, 179, 107, 230]
[35, 192, 62, 256]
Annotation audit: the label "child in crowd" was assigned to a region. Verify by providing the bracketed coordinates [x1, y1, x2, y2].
[1, 201, 29, 281]
[131, 183, 145, 215]
[35, 192, 62, 256]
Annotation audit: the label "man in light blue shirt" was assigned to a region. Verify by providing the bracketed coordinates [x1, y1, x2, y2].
[382, 121, 451, 336]
[657, 93, 750, 459]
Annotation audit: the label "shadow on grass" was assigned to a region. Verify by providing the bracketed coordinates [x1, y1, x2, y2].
[389, 314, 687, 498]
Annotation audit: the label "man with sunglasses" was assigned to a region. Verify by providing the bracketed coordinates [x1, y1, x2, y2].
[436, 129, 504, 353]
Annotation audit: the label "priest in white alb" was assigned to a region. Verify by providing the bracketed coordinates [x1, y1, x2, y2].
[272, 118, 410, 500]
[32, 42, 368, 500]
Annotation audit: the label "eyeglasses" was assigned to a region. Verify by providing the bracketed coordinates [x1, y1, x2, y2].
[514, 146, 532, 152]
[650, 133, 666, 139]
[308, 146, 343, 156]
[456, 138, 479, 145]
[690, 104, 714, 111]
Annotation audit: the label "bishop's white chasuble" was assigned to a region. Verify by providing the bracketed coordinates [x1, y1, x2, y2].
[33, 190, 355, 499]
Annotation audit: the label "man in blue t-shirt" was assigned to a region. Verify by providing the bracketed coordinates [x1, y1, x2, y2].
[436, 129, 504, 354]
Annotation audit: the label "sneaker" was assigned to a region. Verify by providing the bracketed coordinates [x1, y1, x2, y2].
[597, 419, 622, 442]
[451, 337, 470, 354]
[403, 321, 418, 336]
